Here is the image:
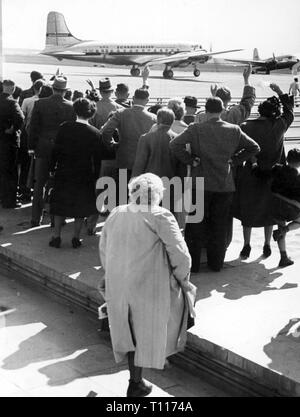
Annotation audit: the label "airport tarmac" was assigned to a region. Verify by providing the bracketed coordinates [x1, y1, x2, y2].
[2, 61, 297, 103]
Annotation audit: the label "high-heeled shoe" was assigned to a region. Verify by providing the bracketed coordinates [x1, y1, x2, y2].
[263, 244, 272, 258]
[71, 237, 82, 249]
[49, 236, 61, 248]
[240, 244, 251, 259]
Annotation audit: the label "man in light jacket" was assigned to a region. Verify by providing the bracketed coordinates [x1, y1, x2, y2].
[102, 88, 156, 202]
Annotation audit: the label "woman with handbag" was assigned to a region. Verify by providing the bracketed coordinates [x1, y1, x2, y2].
[99, 173, 196, 397]
[234, 83, 294, 260]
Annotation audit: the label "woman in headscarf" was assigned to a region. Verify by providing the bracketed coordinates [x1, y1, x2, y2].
[99, 173, 195, 397]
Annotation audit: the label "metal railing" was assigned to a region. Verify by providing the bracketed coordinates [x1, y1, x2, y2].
[147, 96, 300, 108]
[146, 96, 300, 141]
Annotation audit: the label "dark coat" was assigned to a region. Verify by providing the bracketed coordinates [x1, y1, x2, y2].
[28, 94, 76, 158]
[50, 122, 101, 218]
[234, 94, 294, 227]
[0, 93, 24, 142]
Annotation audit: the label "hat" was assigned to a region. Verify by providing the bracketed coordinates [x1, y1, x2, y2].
[98, 78, 113, 92]
[184, 96, 200, 108]
[134, 88, 149, 100]
[52, 76, 68, 90]
[215, 87, 231, 103]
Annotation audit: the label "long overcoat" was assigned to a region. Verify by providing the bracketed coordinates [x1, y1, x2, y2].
[99, 204, 192, 369]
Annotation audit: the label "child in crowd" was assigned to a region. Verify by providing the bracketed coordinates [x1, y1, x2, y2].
[271, 148, 300, 267]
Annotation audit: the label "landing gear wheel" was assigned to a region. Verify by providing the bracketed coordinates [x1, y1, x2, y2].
[193, 69, 200, 77]
[130, 68, 141, 77]
[265, 69, 270, 75]
[163, 69, 174, 79]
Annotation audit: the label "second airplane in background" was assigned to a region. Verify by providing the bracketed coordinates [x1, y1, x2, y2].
[226, 48, 300, 75]
[41, 11, 243, 79]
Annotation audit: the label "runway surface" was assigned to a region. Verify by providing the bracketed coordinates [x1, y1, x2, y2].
[3, 61, 297, 103]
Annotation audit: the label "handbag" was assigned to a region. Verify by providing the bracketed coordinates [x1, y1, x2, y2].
[182, 282, 197, 330]
[98, 303, 110, 332]
[99, 133, 117, 160]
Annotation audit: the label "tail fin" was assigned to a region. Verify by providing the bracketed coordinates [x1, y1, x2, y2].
[44, 11, 81, 51]
[253, 48, 260, 61]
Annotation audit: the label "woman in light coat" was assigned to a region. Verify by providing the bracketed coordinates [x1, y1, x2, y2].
[99, 173, 195, 397]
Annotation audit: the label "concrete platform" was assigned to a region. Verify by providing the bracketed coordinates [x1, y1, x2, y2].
[1, 203, 300, 397]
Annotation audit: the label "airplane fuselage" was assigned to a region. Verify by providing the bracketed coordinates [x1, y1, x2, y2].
[43, 41, 201, 66]
[254, 57, 299, 73]
[43, 11, 243, 79]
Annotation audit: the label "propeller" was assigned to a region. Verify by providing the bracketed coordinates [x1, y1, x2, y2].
[267, 52, 278, 70]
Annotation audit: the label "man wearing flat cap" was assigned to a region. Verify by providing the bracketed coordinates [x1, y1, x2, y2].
[28, 75, 76, 227]
[102, 88, 156, 194]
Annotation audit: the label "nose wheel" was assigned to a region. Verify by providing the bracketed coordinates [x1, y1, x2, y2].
[163, 69, 174, 79]
[193, 69, 200, 77]
[130, 67, 141, 77]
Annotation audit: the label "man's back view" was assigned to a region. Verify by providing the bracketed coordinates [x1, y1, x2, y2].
[102, 88, 156, 176]
[132, 108, 177, 179]
[170, 97, 260, 272]
[28, 76, 75, 226]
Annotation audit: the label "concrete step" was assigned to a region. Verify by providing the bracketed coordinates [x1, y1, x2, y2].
[1, 243, 299, 397]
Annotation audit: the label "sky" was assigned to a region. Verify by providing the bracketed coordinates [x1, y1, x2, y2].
[2, 0, 300, 58]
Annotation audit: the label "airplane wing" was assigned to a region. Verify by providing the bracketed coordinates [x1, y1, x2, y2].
[224, 58, 265, 66]
[43, 50, 87, 57]
[147, 48, 244, 66]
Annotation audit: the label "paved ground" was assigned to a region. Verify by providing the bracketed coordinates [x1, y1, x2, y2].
[0, 63, 300, 395]
[0, 271, 229, 397]
[4, 61, 299, 103]
[1, 180, 300, 395]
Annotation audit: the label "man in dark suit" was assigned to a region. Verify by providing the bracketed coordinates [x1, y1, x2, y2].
[28, 76, 76, 227]
[0, 80, 24, 208]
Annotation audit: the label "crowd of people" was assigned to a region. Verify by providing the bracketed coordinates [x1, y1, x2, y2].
[0, 64, 300, 396]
